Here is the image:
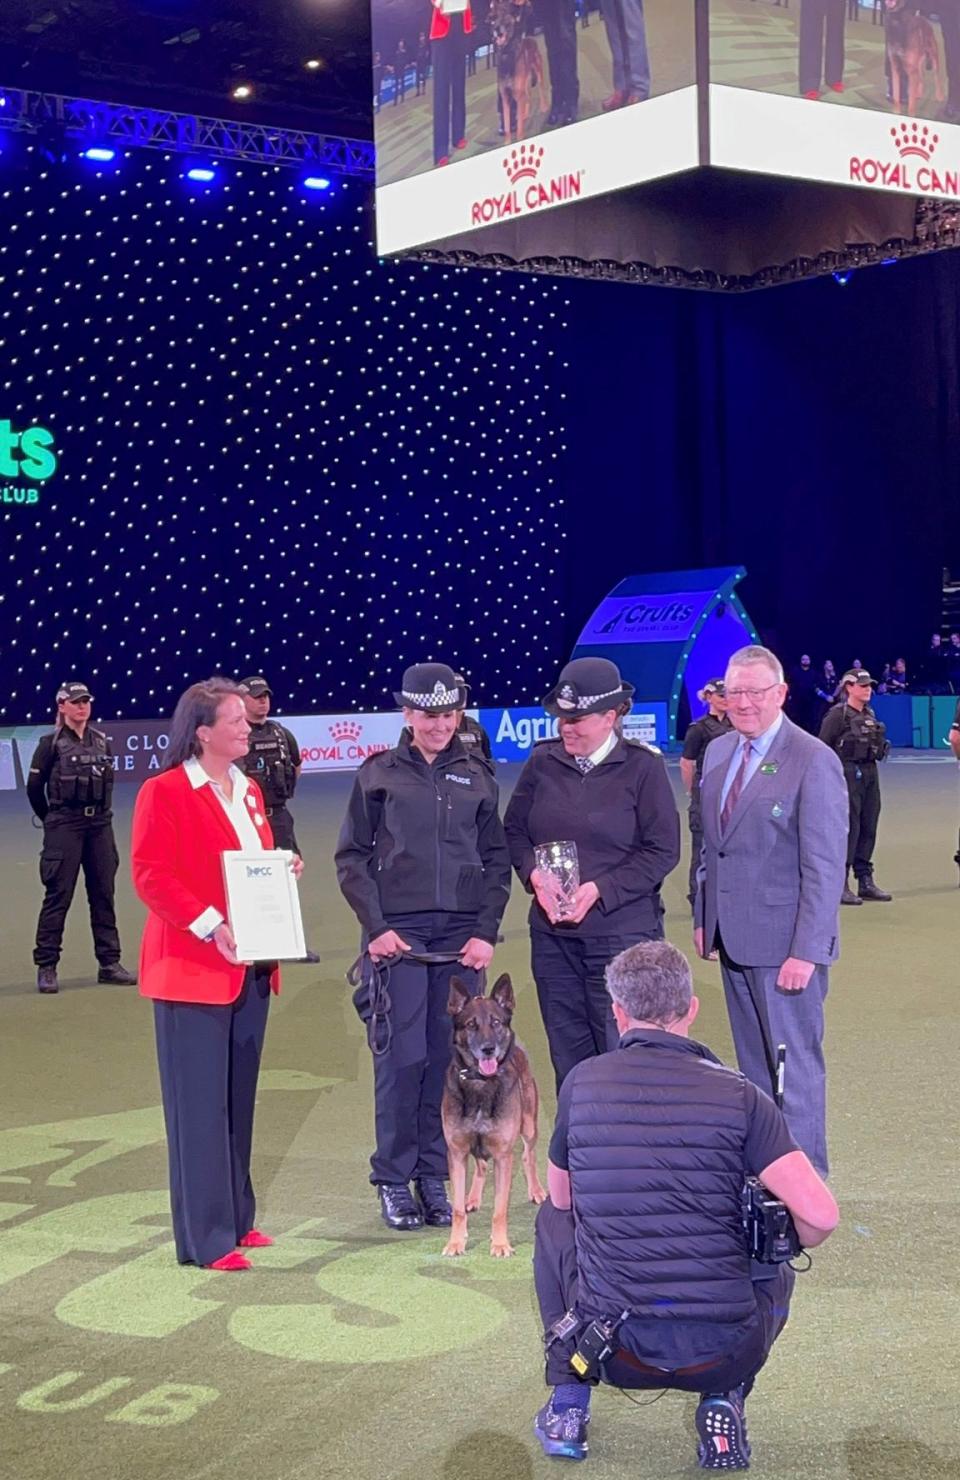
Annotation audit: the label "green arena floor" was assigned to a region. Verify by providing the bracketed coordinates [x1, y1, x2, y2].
[1, 757, 958, 1480]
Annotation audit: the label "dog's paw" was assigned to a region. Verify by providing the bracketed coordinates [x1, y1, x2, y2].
[528, 1185, 547, 1206]
[490, 1240, 515, 1258]
[442, 1238, 467, 1257]
[465, 1196, 483, 1213]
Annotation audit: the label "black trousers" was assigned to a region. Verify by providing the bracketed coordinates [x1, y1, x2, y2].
[264, 803, 300, 854]
[366, 910, 482, 1186]
[798, 0, 845, 94]
[33, 811, 121, 967]
[687, 798, 703, 912]
[531, 921, 663, 1093]
[843, 760, 881, 877]
[432, 25, 468, 164]
[153, 967, 271, 1265]
[540, 0, 580, 110]
[534, 1199, 794, 1393]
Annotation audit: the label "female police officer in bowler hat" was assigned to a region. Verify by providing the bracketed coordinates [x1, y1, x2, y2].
[335, 662, 512, 1232]
[504, 656, 680, 1092]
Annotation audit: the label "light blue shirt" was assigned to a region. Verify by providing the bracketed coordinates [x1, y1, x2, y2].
[719, 710, 784, 815]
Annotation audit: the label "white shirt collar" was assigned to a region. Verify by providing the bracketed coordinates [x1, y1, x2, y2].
[586, 729, 619, 767]
[183, 756, 248, 796]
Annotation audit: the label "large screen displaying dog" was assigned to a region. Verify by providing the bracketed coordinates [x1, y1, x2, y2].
[373, 0, 699, 255]
[709, 0, 960, 201]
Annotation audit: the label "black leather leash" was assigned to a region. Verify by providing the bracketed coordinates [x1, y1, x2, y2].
[346, 950, 486, 1058]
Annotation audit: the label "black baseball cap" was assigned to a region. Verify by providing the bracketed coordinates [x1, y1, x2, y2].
[240, 676, 272, 697]
[841, 669, 875, 686]
[56, 681, 93, 703]
[703, 679, 726, 696]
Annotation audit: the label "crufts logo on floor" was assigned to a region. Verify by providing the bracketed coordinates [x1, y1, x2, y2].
[0, 419, 58, 505]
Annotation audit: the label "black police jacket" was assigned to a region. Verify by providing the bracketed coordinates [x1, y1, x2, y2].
[238, 720, 300, 807]
[503, 736, 680, 937]
[27, 725, 115, 820]
[335, 735, 511, 943]
[819, 703, 888, 764]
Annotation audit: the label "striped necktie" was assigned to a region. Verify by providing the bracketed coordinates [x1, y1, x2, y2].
[575, 756, 594, 775]
[720, 741, 752, 832]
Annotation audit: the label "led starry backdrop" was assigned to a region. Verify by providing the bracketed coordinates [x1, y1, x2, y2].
[0, 147, 570, 723]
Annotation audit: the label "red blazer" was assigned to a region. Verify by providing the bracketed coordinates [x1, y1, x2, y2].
[131, 764, 281, 1005]
[430, 2, 473, 41]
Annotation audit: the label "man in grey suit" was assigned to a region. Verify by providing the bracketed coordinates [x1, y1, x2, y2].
[695, 645, 847, 1176]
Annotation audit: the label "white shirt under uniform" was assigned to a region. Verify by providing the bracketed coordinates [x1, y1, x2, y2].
[183, 757, 265, 940]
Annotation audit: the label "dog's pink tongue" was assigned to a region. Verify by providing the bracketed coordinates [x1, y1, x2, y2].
[478, 1057, 499, 1077]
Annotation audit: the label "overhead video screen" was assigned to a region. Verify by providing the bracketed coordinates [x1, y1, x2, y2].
[710, 0, 960, 201]
[373, 0, 698, 255]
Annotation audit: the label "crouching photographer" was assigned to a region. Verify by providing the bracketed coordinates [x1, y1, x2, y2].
[532, 940, 838, 1471]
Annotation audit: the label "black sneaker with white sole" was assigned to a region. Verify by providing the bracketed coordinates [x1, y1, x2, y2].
[696, 1384, 751, 1471]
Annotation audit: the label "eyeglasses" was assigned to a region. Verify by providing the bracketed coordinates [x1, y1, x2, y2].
[725, 683, 780, 702]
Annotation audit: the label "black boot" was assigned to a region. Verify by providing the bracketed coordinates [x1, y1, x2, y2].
[857, 874, 892, 902]
[37, 966, 59, 994]
[414, 1177, 453, 1226]
[377, 1183, 424, 1231]
[97, 963, 138, 984]
[840, 872, 862, 906]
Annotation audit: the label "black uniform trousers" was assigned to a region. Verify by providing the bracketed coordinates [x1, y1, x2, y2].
[798, 0, 845, 95]
[534, 1199, 794, 1394]
[432, 24, 468, 164]
[153, 967, 271, 1266]
[264, 803, 299, 855]
[687, 795, 703, 913]
[843, 759, 881, 878]
[531, 918, 664, 1094]
[367, 910, 482, 1186]
[540, 0, 580, 112]
[34, 810, 121, 967]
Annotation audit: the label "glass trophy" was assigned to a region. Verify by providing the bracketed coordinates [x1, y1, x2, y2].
[533, 840, 580, 920]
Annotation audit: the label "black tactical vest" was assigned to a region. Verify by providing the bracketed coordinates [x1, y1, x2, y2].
[835, 705, 887, 764]
[241, 721, 296, 806]
[47, 727, 114, 811]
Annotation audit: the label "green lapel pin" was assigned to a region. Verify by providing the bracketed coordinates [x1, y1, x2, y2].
[760, 761, 779, 776]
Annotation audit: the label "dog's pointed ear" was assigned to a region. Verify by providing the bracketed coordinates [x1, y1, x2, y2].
[490, 973, 515, 1015]
[447, 976, 473, 1017]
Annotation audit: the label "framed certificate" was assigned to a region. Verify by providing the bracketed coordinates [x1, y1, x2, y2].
[221, 850, 306, 963]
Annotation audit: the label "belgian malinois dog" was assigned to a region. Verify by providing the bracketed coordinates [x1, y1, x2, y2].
[490, 0, 544, 143]
[441, 974, 546, 1258]
[885, 0, 945, 117]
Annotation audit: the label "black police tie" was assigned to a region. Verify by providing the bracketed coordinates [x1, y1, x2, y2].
[575, 756, 595, 775]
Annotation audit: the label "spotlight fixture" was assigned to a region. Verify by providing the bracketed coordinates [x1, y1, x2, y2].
[303, 175, 332, 191]
[305, 59, 323, 71]
[232, 84, 253, 100]
[81, 145, 117, 163]
[186, 164, 217, 182]
[832, 270, 854, 286]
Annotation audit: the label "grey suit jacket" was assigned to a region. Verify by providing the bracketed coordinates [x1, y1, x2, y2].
[695, 713, 848, 967]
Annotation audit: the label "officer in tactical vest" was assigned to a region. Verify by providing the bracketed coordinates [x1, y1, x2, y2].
[819, 669, 892, 905]
[453, 673, 493, 758]
[237, 676, 319, 964]
[533, 940, 838, 1470]
[27, 681, 137, 994]
[680, 679, 731, 914]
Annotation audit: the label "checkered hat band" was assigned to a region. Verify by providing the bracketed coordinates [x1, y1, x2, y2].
[574, 685, 622, 710]
[403, 686, 460, 707]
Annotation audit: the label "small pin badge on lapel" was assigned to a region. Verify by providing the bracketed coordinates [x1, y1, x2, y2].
[246, 794, 257, 808]
[771, 802, 784, 818]
[760, 761, 779, 776]
[254, 813, 264, 826]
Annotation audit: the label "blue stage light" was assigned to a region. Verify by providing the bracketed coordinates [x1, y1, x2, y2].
[303, 175, 332, 192]
[832, 270, 853, 286]
[82, 146, 117, 163]
[186, 165, 217, 182]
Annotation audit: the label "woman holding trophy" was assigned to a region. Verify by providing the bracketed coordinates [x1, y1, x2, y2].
[503, 657, 680, 1091]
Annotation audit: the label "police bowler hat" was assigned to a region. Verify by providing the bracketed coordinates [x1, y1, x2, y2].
[394, 663, 467, 713]
[543, 657, 634, 718]
[240, 676, 273, 697]
[56, 681, 93, 703]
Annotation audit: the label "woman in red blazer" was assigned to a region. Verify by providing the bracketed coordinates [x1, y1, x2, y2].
[132, 676, 299, 1270]
[431, 0, 473, 165]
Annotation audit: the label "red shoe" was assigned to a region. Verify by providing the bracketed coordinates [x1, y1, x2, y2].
[456, 138, 468, 149]
[602, 90, 627, 112]
[205, 1252, 252, 1271]
[437, 155, 450, 166]
[802, 90, 820, 100]
[828, 81, 844, 93]
[238, 1229, 274, 1248]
